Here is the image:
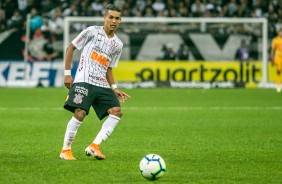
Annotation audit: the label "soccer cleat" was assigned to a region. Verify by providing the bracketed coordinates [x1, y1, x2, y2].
[85, 143, 106, 160]
[277, 87, 281, 93]
[60, 149, 77, 160]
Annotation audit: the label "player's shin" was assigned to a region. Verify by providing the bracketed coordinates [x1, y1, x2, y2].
[93, 114, 120, 144]
[62, 116, 82, 150]
[276, 73, 281, 91]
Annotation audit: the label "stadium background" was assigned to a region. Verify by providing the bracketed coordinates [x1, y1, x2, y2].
[1, 1, 281, 183]
[0, 0, 280, 87]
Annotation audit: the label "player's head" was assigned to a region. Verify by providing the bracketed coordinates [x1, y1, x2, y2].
[104, 5, 121, 33]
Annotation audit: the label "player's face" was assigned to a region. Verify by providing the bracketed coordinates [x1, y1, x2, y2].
[104, 10, 121, 32]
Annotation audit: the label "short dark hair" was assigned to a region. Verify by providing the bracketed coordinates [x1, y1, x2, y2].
[105, 4, 121, 13]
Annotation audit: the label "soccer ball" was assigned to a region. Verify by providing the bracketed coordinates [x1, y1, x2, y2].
[139, 154, 166, 181]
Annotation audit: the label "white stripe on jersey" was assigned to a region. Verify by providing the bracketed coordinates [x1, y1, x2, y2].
[71, 26, 123, 88]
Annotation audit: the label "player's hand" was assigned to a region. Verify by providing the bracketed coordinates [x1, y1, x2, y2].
[64, 75, 73, 89]
[269, 56, 274, 66]
[114, 88, 131, 102]
[270, 59, 274, 66]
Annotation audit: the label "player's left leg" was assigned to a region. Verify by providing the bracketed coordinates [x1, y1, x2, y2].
[85, 87, 122, 160]
[275, 60, 282, 92]
[85, 107, 122, 160]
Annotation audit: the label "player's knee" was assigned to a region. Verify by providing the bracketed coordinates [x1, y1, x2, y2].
[108, 107, 122, 118]
[74, 108, 86, 121]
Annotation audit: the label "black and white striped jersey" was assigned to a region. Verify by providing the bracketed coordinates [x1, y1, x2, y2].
[72, 26, 123, 88]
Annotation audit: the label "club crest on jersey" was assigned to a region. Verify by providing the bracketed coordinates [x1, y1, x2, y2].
[109, 41, 119, 53]
[73, 93, 84, 104]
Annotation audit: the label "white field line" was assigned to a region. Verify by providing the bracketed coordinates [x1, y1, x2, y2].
[0, 106, 282, 111]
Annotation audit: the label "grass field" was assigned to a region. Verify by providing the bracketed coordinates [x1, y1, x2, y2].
[0, 88, 281, 183]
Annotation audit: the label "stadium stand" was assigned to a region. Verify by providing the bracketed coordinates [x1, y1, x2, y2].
[0, 0, 281, 60]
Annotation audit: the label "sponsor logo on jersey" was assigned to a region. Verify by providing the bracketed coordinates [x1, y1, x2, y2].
[73, 93, 84, 104]
[88, 74, 107, 84]
[75, 86, 88, 96]
[90, 51, 109, 68]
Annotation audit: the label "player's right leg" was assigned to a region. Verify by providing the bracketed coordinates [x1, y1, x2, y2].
[60, 109, 86, 160]
[60, 83, 91, 160]
[276, 71, 281, 93]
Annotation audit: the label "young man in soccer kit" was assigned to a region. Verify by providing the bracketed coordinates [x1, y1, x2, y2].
[60, 5, 130, 160]
[270, 28, 282, 93]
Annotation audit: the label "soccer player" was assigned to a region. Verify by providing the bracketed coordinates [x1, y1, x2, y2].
[60, 4, 130, 160]
[270, 28, 282, 92]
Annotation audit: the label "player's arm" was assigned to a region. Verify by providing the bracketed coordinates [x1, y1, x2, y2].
[64, 44, 76, 89]
[106, 67, 131, 102]
[270, 39, 276, 65]
[270, 48, 275, 66]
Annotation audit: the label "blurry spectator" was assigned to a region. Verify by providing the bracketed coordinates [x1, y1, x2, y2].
[162, 43, 176, 60]
[7, 10, 23, 29]
[177, 43, 189, 61]
[265, 4, 278, 21]
[167, 8, 179, 17]
[63, 3, 79, 17]
[191, 0, 206, 17]
[222, 0, 238, 17]
[252, 0, 263, 17]
[145, 0, 153, 9]
[122, 5, 131, 17]
[41, 0, 56, 13]
[167, 0, 176, 9]
[136, 0, 146, 12]
[91, 0, 103, 16]
[48, 7, 64, 37]
[42, 31, 61, 61]
[235, 39, 249, 62]
[78, 0, 93, 16]
[2, 0, 18, 20]
[114, 0, 125, 8]
[235, 0, 250, 17]
[0, 8, 7, 32]
[152, 0, 166, 14]
[144, 7, 154, 17]
[17, 0, 28, 15]
[29, 8, 44, 32]
[156, 10, 166, 17]
[177, 1, 190, 17]
[206, 0, 222, 17]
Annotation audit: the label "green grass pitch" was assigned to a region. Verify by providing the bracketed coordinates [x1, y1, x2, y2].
[0, 88, 281, 183]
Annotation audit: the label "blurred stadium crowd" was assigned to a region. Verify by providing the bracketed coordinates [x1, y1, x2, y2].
[0, 0, 281, 61]
[1, 0, 282, 36]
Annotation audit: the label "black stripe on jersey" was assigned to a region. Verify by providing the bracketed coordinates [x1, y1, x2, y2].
[85, 28, 98, 84]
[98, 29, 107, 53]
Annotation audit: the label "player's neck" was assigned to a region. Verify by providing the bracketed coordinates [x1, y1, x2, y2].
[103, 27, 115, 38]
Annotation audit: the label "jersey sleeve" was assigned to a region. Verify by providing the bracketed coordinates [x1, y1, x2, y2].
[72, 27, 94, 51]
